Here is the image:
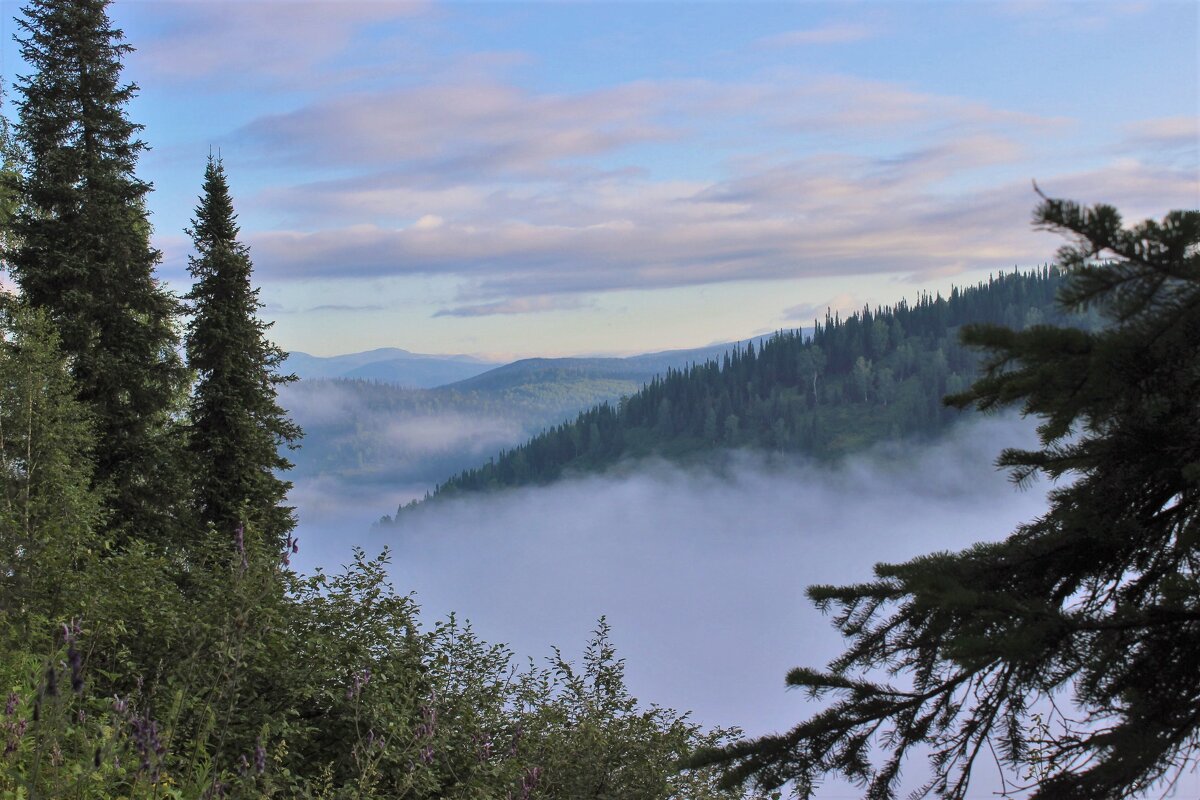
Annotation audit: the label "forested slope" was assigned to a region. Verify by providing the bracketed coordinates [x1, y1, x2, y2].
[409, 268, 1090, 509]
[283, 338, 787, 485]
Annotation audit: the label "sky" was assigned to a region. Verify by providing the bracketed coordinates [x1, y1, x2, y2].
[1, 0, 1197, 359]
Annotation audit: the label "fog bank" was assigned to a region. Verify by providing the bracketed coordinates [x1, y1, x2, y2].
[293, 416, 1049, 736]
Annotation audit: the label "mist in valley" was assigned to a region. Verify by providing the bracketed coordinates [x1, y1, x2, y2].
[291, 415, 1052, 773]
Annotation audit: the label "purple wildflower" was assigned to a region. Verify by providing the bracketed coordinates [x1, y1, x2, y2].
[129, 713, 165, 778]
[254, 741, 266, 774]
[60, 618, 82, 645]
[414, 703, 437, 739]
[4, 692, 17, 717]
[282, 532, 300, 566]
[345, 668, 372, 700]
[418, 744, 435, 765]
[68, 645, 84, 694]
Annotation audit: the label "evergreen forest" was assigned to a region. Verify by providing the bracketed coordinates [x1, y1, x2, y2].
[412, 268, 1097, 509]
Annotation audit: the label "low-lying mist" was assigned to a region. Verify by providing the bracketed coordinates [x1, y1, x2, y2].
[291, 414, 1049, 741]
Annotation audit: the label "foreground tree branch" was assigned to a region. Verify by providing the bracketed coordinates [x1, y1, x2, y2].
[688, 198, 1200, 799]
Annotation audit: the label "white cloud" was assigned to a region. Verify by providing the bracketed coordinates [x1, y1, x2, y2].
[413, 214, 445, 230]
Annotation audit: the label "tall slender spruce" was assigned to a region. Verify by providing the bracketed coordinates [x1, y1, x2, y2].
[10, 0, 187, 541]
[185, 156, 300, 547]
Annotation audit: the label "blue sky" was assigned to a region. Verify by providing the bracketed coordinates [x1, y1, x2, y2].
[3, 0, 1197, 358]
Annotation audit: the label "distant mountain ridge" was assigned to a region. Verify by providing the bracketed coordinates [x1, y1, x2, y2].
[284, 347, 494, 388]
[285, 337, 786, 392]
[440, 336, 783, 394]
[281, 336, 789, 492]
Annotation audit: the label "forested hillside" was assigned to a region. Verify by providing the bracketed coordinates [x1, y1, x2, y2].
[414, 268, 1092, 507]
[283, 338, 783, 486]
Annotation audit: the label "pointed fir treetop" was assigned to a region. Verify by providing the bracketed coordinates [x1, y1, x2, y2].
[186, 155, 300, 546]
[15, 0, 146, 198]
[190, 154, 242, 259]
[10, 0, 187, 545]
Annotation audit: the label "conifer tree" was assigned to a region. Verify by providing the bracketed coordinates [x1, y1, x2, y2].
[0, 301, 102, 634]
[185, 156, 300, 546]
[0, 96, 22, 259]
[690, 198, 1200, 799]
[9, 0, 187, 539]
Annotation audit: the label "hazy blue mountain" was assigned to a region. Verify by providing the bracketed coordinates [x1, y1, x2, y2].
[283, 338, 781, 391]
[284, 347, 495, 388]
[283, 336, 790, 495]
[439, 335, 785, 394]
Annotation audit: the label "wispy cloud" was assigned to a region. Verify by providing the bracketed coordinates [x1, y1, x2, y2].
[900, 263, 968, 285]
[756, 75, 1071, 139]
[433, 296, 587, 318]
[996, 1, 1151, 32]
[224, 67, 1123, 300]
[301, 303, 388, 313]
[1124, 116, 1199, 146]
[245, 149, 1194, 299]
[146, 40, 1190, 312]
[1118, 116, 1199, 170]
[237, 81, 676, 175]
[133, 2, 430, 88]
[757, 22, 874, 47]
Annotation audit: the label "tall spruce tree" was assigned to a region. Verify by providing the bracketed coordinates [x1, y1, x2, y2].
[185, 156, 300, 546]
[9, 0, 187, 540]
[690, 198, 1200, 799]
